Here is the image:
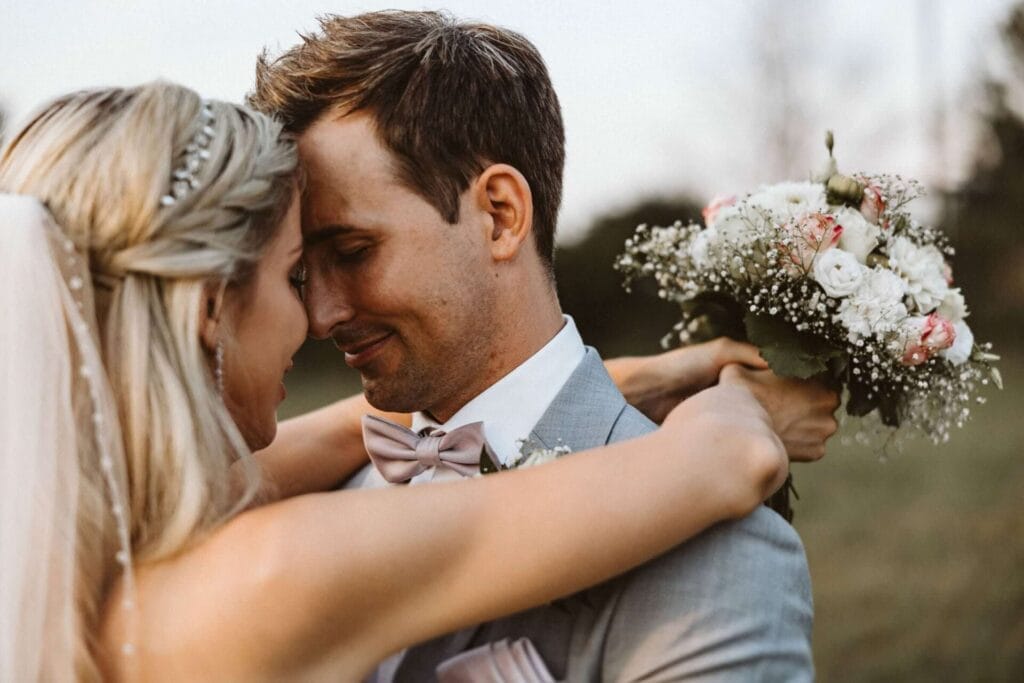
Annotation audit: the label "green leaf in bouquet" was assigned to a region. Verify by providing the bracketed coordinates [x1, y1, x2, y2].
[479, 447, 502, 475]
[879, 393, 903, 428]
[824, 355, 849, 390]
[846, 380, 880, 417]
[680, 292, 747, 342]
[743, 312, 844, 380]
[825, 174, 865, 207]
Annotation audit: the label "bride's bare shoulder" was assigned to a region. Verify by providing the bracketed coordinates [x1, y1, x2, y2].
[97, 498, 350, 681]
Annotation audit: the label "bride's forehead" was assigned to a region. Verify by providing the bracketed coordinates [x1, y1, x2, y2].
[259, 200, 302, 257]
[277, 203, 303, 245]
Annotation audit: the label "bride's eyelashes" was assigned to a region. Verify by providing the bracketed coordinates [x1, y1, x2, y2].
[289, 261, 308, 293]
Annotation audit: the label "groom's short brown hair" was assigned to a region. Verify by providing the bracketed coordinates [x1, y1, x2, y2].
[249, 11, 565, 271]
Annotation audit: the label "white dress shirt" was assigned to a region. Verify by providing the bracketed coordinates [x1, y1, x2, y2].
[365, 316, 586, 682]
[407, 315, 586, 484]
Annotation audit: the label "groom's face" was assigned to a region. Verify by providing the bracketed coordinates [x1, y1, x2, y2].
[298, 112, 499, 416]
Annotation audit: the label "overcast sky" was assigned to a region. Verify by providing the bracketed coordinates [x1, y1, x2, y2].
[0, 0, 1016, 240]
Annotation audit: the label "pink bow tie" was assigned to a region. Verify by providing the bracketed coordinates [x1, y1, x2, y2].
[362, 415, 495, 483]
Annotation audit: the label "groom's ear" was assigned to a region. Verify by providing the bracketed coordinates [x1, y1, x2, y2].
[474, 164, 534, 262]
[199, 280, 228, 354]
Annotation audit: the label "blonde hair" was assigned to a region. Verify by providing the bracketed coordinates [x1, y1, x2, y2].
[0, 82, 297, 680]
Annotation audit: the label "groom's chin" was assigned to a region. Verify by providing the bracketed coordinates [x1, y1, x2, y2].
[360, 376, 425, 414]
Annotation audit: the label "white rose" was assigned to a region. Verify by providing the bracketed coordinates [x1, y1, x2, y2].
[887, 236, 948, 313]
[813, 248, 866, 298]
[937, 287, 968, 323]
[834, 267, 909, 342]
[834, 207, 881, 263]
[747, 181, 828, 220]
[940, 321, 974, 365]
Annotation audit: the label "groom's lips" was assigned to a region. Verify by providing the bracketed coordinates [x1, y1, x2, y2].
[341, 333, 393, 369]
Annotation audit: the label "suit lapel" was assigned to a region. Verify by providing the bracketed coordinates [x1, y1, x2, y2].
[528, 347, 626, 452]
[393, 348, 628, 682]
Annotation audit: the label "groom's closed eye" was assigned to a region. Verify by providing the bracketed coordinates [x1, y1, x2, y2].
[332, 242, 372, 264]
[304, 224, 376, 265]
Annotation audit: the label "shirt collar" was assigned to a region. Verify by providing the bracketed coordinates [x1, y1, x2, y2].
[412, 315, 585, 465]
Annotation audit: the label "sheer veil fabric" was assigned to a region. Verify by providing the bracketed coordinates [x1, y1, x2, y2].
[0, 194, 135, 680]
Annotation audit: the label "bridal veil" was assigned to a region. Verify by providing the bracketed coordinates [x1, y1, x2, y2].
[0, 194, 135, 680]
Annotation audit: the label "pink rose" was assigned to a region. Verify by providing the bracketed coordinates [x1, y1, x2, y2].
[901, 313, 956, 366]
[782, 212, 843, 272]
[702, 195, 736, 227]
[859, 183, 886, 225]
[942, 262, 954, 286]
[924, 314, 957, 352]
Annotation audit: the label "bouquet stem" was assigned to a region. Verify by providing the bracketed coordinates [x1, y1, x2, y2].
[766, 474, 797, 523]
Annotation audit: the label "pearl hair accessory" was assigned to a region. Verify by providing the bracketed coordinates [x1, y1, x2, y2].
[215, 340, 225, 394]
[56, 231, 138, 659]
[160, 101, 215, 207]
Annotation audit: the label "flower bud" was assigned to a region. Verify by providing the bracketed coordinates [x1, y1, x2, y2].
[827, 174, 866, 206]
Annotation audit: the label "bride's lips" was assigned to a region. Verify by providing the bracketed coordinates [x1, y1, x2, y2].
[280, 362, 294, 401]
[342, 333, 393, 368]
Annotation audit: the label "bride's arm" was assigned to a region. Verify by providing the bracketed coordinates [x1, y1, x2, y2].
[605, 338, 768, 422]
[253, 340, 766, 500]
[208, 383, 786, 679]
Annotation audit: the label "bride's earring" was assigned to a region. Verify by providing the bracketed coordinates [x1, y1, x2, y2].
[215, 340, 225, 395]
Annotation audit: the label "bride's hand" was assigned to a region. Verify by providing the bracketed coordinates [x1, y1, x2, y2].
[661, 382, 789, 515]
[606, 338, 768, 424]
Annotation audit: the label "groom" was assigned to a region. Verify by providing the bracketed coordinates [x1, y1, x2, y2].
[251, 11, 835, 681]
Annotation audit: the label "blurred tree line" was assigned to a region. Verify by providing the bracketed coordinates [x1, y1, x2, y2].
[555, 198, 699, 358]
[939, 2, 1024, 345]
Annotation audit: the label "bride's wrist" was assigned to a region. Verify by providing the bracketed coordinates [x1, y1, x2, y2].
[660, 405, 783, 520]
[609, 355, 667, 415]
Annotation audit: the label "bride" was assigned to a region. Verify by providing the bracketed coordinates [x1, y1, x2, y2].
[0, 82, 789, 681]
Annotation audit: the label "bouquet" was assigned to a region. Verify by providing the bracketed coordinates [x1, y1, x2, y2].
[617, 134, 1001, 519]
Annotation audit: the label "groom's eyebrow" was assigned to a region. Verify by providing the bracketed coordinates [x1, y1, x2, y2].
[303, 224, 360, 247]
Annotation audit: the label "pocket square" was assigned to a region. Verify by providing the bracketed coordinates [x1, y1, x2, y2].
[436, 637, 557, 683]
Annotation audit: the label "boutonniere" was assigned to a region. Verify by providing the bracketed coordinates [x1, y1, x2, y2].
[479, 439, 572, 474]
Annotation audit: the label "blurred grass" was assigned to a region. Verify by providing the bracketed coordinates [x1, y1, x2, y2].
[279, 339, 363, 419]
[280, 340, 1023, 681]
[795, 348, 1024, 682]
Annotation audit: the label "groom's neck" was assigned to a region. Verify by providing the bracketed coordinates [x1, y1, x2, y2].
[425, 283, 564, 423]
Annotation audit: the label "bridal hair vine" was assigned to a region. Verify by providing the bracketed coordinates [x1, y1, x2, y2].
[160, 101, 216, 207]
[58, 232, 139, 657]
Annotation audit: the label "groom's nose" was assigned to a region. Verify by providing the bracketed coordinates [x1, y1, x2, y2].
[304, 276, 356, 340]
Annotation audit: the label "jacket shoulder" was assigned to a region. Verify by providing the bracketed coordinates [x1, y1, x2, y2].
[607, 403, 657, 442]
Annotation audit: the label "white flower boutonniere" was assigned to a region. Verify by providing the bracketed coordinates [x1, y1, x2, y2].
[479, 439, 572, 474]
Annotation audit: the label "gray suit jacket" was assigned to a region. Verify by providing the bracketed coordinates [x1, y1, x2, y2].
[390, 348, 814, 682]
